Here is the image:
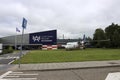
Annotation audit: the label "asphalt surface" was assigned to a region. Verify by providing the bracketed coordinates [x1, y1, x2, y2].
[1, 66, 120, 80]
[0, 51, 28, 64]
[0, 51, 29, 75]
[0, 53, 19, 64]
[0, 58, 14, 64]
[0, 51, 120, 80]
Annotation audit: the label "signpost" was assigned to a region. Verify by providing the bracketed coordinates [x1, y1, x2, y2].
[0, 43, 2, 54]
[19, 18, 27, 68]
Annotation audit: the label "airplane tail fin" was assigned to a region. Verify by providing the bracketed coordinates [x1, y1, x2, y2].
[83, 34, 86, 42]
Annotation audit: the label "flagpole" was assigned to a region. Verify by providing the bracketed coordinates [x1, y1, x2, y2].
[15, 29, 17, 50]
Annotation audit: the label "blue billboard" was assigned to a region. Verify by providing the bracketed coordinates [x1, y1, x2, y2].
[29, 30, 57, 45]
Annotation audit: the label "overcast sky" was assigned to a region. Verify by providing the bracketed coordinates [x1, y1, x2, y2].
[0, 0, 120, 39]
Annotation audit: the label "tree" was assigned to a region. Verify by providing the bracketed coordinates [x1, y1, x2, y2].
[93, 28, 106, 40]
[86, 37, 92, 41]
[93, 28, 106, 48]
[105, 23, 120, 48]
[112, 30, 119, 47]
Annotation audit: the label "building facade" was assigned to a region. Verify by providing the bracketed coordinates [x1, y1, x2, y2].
[0, 30, 85, 49]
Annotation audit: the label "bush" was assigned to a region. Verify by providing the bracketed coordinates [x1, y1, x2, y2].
[8, 46, 13, 53]
[2, 49, 8, 54]
[2, 46, 13, 54]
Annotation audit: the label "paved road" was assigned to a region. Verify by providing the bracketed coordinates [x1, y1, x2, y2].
[0, 59, 15, 64]
[0, 51, 29, 75]
[0, 65, 16, 75]
[1, 66, 120, 80]
[0, 51, 28, 64]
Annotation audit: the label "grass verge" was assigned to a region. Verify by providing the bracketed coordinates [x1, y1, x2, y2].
[13, 48, 120, 64]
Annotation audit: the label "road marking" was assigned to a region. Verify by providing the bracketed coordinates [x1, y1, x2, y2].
[0, 56, 19, 60]
[8, 60, 15, 65]
[0, 71, 12, 79]
[105, 72, 120, 80]
[9, 73, 38, 75]
[6, 56, 19, 59]
[11, 72, 23, 74]
[1, 78, 37, 80]
[0, 71, 38, 80]
[0, 57, 5, 60]
[5, 76, 19, 78]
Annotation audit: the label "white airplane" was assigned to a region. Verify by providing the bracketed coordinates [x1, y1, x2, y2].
[64, 35, 86, 50]
[65, 42, 79, 50]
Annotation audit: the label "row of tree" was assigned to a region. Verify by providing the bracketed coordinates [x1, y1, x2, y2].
[93, 23, 120, 48]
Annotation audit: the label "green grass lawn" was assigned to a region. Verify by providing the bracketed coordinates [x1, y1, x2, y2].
[14, 48, 120, 64]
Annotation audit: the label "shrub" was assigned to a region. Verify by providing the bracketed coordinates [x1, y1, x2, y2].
[2, 46, 13, 54]
[8, 46, 13, 53]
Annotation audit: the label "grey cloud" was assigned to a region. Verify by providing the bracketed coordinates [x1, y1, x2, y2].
[0, 0, 120, 38]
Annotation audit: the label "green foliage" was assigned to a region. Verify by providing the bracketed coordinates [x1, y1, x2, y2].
[93, 28, 106, 48]
[93, 28, 106, 40]
[93, 23, 120, 48]
[8, 46, 14, 53]
[2, 49, 8, 54]
[2, 46, 13, 54]
[105, 23, 120, 48]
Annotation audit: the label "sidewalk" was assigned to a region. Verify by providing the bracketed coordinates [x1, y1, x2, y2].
[15, 60, 120, 71]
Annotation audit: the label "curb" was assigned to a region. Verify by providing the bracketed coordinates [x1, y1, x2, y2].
[17, 64, 120, 71]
